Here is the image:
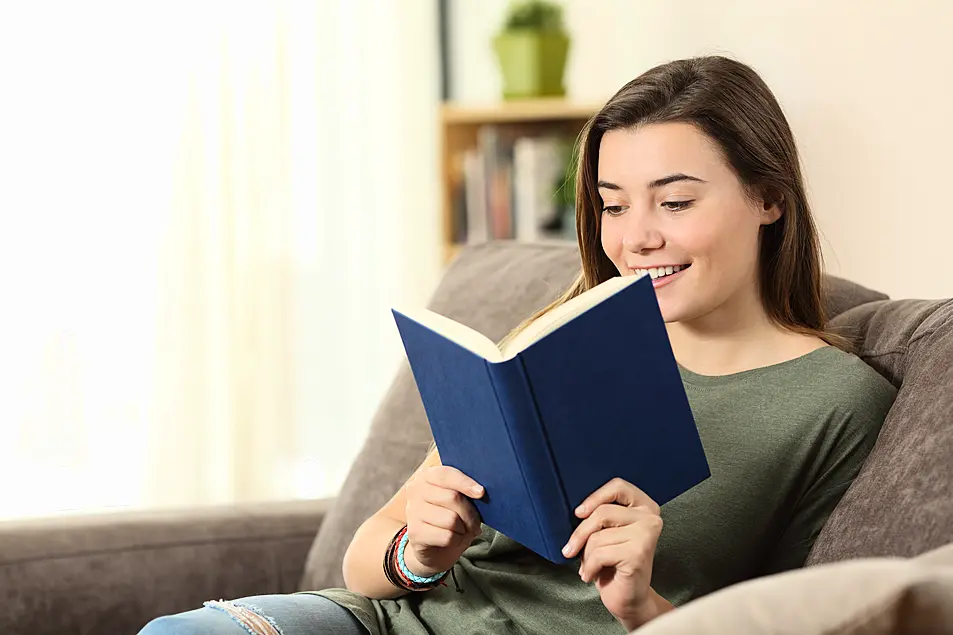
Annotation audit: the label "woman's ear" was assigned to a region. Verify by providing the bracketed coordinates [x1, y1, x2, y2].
[759, 186, 783, 226]
[761, 198, 782, 226]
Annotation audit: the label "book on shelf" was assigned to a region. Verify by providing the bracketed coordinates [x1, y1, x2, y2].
[513, 136, 567, 242]
[455, 125, 576, 248]
[391, 273, 710, 564]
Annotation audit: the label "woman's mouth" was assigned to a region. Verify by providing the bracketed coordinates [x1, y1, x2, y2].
[631, 263, 691, 289]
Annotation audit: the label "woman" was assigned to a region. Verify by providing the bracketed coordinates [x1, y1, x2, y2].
[140, 56, 896, 635]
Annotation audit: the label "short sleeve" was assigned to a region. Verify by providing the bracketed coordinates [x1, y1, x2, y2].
[762, 377, 896, 574]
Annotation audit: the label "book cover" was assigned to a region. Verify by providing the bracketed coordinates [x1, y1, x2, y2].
[392, 274, 709, 564]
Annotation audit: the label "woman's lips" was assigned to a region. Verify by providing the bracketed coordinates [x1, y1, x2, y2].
[652, 266, 689, 289]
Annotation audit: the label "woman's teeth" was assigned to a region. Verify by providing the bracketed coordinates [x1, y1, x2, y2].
[633, 264, 689, 279]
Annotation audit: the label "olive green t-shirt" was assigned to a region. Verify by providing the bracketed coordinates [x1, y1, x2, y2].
[312, 347, 896, 635]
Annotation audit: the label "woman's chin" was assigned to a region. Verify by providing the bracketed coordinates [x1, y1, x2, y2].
[659, 306, 681, 323]
[658, 300, 694, 324]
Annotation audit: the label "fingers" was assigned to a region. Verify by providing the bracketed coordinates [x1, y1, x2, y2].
[578, 516, 663, 583]
[578, 526, 629, 582]
[409, 518, 469, 549]
[579, 541, 629, 583]
[406, 466, 484, 542]
[563, 503, 640, 558]
[425, 465, 484, 499]
[406, 496, 483, 556]
[575, 478, 659, 519]
[413, 500, 469, 535]
[421, 485, 482, 534]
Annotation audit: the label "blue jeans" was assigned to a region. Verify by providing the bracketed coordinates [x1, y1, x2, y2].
[138, 594, 369, 635]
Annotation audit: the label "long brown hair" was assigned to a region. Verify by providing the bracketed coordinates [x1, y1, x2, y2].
[502, 56, 846, 350]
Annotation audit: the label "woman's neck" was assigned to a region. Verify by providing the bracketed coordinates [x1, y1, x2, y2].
[666, 287, 826, 377]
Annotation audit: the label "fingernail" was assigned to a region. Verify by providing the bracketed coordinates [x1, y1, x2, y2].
[561, 542, 572, 556]
[575, 504, 585, 515]
[471, 486, 484, 497]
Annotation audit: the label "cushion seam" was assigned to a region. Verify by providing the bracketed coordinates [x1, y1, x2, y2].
[862, 347, 907, 359]
[909, 310, 953, 345]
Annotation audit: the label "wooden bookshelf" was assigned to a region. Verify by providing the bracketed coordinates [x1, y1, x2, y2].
[442, 98, 601, 125]
[439, 98, 602, 264]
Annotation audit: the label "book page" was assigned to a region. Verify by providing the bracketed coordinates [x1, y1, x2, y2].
[394, 307, 504, 362]
[500, 274, 644, 359]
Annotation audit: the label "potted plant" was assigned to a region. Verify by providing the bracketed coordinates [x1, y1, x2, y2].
[493, 0, 570, 99]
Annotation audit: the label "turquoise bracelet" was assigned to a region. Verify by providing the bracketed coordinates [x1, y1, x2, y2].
[397, 531, 449, 584]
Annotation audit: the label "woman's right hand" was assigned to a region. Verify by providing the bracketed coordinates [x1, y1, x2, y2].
[403, 465, 484, 577]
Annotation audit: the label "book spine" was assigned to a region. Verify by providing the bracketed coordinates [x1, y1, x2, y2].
[463, 148, 488, 244]
[513, 137, 539, 243]
[487, 358, 574, 563]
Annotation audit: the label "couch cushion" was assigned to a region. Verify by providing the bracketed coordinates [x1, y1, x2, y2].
[822, 275, 889, 318]
[1, 500, 327, 635]
[807, 298, 953, 563]
[636, 542, 953, 635]
[299, 240, 896, 591]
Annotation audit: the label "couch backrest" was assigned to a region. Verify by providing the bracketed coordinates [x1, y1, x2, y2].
[300, 240, 948, 591]
[807, 297, 953, 564]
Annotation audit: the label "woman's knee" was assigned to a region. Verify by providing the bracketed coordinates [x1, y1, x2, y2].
[138, 604, 243, 635]
[138, 594, 367, 635]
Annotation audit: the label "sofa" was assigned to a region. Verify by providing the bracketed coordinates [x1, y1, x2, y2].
[3, 241, 952, 635]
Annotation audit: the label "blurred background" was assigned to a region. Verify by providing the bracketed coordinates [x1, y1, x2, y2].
[0, 0, 950, 521]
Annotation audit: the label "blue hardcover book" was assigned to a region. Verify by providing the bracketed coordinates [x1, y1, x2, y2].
[391, 273, 709, 565]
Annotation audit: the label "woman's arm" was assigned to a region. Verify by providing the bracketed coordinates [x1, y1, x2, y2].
[342, 448, 483, 599]
[342, 449, 442, 599]
[619, 588, 675, 631]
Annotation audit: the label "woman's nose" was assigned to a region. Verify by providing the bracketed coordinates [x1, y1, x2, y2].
[621, 215, 664, 253]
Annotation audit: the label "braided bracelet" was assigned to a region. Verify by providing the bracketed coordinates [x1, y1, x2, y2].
[397, 530, 449, 584]
[383, 526, 451, 592]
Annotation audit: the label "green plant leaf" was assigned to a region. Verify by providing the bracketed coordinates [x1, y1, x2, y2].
[502, 0, 564, 32]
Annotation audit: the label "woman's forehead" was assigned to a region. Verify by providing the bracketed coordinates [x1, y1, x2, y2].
[598, 123, 727, 186]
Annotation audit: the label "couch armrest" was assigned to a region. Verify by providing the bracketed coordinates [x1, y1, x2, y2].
[1, 498, 334, 635]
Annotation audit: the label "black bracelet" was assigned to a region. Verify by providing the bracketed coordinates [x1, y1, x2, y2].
[382, 526, 409, 590]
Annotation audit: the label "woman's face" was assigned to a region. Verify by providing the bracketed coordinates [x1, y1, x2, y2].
[598, 122, 780, 324]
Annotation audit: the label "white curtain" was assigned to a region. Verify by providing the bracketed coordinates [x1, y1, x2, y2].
[0, 0, 441, 519]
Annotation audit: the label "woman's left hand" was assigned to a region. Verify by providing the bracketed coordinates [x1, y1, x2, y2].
[561, 478, 668, 630]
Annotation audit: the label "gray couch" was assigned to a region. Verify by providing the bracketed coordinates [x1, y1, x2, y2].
[3, 241, 952, 635]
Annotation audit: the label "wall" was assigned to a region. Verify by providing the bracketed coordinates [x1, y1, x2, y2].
[449, 0, 953, 300]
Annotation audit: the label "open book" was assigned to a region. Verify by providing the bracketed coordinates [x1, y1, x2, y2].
[396, 274, 642, 363]
[392, 273, 709, 564]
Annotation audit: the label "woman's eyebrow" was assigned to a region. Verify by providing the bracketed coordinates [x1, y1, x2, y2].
[648, 173, 707, 188]
[597, 174, 707, 191]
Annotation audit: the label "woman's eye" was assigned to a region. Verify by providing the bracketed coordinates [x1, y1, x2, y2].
[602, 205, 626, 216]
[661, 200, 694, 212]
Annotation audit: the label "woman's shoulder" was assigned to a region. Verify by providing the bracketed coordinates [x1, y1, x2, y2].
[801, 346, 897, 422]
[809, 346, 895, 393]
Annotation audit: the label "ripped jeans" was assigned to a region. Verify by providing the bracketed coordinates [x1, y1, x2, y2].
[138, 594, 370, 635]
